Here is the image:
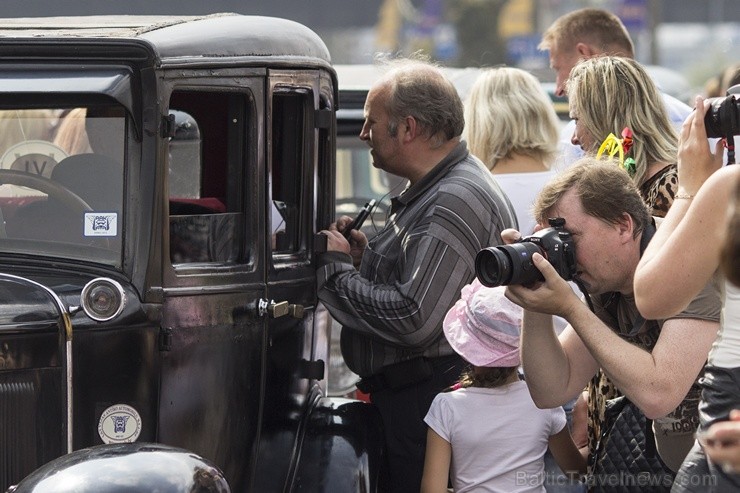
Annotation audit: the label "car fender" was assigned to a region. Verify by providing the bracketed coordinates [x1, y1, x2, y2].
[7, 443, 230, 493]
[290, 397, 387, 493]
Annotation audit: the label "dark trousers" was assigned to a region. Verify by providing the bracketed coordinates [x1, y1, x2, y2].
[369, 354, 465, 493]
[672, 366, 740, 492]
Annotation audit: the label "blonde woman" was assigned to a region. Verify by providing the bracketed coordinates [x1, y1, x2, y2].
[566, 55, 679, 218]
[565, 56, 684, 481]
[464, 67, 560, 234]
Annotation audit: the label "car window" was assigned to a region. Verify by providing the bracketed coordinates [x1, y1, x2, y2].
[168, 90, 250, 267]
[271, 88, 313, 255]
[0, 104, 125, 266]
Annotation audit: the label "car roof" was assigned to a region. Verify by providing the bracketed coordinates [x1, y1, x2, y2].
[0, 14, 332, 66]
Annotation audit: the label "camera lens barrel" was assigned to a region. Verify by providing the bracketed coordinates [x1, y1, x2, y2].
[704, 94, 740, 139]
[475, 247, 513, 287]
[475, 242, 545, 287]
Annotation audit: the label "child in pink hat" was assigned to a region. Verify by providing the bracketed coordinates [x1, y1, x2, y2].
[421, 279, 586, 492]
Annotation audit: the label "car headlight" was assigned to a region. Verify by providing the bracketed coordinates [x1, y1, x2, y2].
[81, 278, 125, 321]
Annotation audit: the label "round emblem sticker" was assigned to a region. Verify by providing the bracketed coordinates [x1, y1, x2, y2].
[0, 140, 68, 175]
[98, 404, 142, 444]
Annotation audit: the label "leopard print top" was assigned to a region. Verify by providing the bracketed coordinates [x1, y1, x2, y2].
[640, 164, 678, 218]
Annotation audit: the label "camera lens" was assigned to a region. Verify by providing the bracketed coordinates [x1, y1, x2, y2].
[704, 94, 740, 139]
[475, 247, 513, 287]
[475, 242, 544, 287]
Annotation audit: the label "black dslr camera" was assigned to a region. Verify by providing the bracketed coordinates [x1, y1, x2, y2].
[475, 217, 577, 287]
[704, 84, 740, 140]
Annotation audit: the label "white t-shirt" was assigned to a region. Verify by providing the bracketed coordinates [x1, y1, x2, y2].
[708, 279, 740, 368]
[493, 170, 556, 236]
[424, 380, 567, 493]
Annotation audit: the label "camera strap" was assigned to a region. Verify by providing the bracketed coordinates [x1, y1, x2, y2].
[574, 277, 595, 313]
[639, 219, 657, 255]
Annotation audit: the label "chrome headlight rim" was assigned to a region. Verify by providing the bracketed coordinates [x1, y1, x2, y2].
[80, 277, 126, 322]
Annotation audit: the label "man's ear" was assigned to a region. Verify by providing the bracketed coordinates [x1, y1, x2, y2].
[616, 212, 635, 243]
[575, 42, 598, 58]
[401, 116, 417, 143]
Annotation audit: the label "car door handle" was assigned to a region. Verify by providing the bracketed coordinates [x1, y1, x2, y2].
[288, 304, 304, 319]
[258, 299, 289, 318]
[269, 301, 291, 318]
[258, 299, 305, 319]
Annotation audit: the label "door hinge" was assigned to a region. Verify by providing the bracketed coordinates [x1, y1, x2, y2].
[299, 359, 325, 381]
[161, 113, 176, 138]
[315, 108, 332, 129]
[159, 327, 173, 352]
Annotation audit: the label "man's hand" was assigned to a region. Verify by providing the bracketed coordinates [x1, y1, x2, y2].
[335, 215, 355, 238]
[505, 227, 594, 409]
[505, 253, 581, 318]
[346, 228, 368, 268]
[500, 228, 522, 245]
[322, 217, 368, 269]
[321, 228, 350, 255]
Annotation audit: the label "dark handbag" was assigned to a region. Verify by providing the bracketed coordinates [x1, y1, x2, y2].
[588, 396, 675, 492]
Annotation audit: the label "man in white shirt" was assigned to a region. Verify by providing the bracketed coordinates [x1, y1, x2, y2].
[538, 8, 692, 170]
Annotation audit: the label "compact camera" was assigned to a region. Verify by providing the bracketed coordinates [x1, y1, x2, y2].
[704, 84, 740, 139]
[475, 217, 577, 287]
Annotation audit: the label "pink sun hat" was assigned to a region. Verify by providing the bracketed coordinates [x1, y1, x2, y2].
[443, 279, 523, 367]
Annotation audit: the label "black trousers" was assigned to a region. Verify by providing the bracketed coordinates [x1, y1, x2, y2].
[369, 354, 465, 493]
[672, 366, 740, 492]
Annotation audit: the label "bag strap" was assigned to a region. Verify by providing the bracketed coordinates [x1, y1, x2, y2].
[644, 410, 657, 457]
[600, 289, 659, 459]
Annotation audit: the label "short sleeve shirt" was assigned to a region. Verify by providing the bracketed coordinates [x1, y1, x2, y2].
[425, 381, 566, 492]
[586, 278, 721, 472]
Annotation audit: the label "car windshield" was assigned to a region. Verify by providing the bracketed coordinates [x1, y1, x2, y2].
[0, 105, 125, 267]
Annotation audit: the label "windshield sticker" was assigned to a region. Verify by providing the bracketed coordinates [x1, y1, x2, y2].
[98, 404, 142, 444]
[84, 212, 118, 237]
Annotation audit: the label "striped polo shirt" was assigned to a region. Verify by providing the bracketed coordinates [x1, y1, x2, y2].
[317, 140, 517, 377]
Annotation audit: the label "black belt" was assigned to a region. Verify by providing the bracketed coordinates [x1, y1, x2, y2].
[355, 357, 435, 394]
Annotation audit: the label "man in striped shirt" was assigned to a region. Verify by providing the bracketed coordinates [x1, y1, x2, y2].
[318, 58, 517, 493]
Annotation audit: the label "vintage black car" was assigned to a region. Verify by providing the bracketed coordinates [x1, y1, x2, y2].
[0, 13, 385, 493]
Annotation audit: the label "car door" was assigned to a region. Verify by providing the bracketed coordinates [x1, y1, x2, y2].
[251, 69, 332, 492]
[158, 72, 267, 493]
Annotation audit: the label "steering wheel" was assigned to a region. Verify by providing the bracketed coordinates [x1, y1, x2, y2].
[0, 169, 92, 215]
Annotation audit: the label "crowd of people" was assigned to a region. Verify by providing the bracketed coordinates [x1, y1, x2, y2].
[318, 6, 739, 493]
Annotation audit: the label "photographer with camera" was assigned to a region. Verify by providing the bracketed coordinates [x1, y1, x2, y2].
[483, 159, 721, 488]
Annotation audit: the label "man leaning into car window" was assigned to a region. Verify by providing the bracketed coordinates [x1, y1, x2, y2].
[316, 57, 517, 493]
